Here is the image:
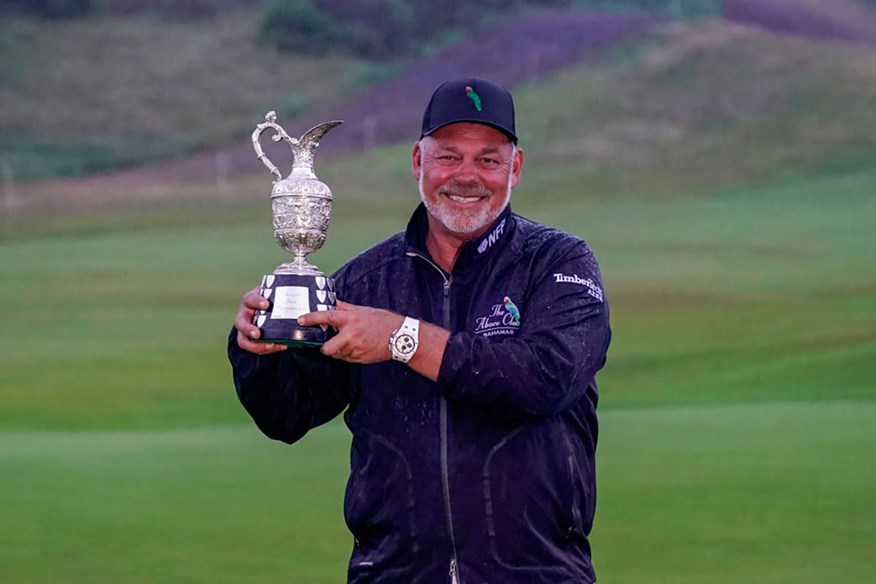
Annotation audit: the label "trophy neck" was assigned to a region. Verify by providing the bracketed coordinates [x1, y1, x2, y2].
[275, 257, 324, 276]
[289, 164, 317, 180]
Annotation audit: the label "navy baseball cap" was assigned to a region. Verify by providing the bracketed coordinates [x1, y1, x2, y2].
[420, 77, 518, 143]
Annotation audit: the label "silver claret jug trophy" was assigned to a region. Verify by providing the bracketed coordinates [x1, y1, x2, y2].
[251, 111, 343, 346]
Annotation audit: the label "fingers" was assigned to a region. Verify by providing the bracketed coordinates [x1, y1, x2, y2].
[296, 303, 397, 364]
[297, 299, 357, 327]
[321, 335, 346, 359]
[234, 288, 267, 342]
[297, 308, 344, 328]
[243, 288, 270, 311]
[315, 311, 347, 358]
[233, 286, 286, 355]
[235, 331, 287, 355]
[233, 309, 260, 339]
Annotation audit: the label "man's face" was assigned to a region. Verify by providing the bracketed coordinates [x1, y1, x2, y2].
[413, 123, 523, 239]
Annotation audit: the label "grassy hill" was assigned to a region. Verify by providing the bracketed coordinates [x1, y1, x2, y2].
[8, 17, 876, 227]
[518, 20, 876, 194]
[0, 9, 387, 181]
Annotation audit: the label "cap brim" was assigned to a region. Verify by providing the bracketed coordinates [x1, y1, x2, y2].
[421, 119, 518, 143]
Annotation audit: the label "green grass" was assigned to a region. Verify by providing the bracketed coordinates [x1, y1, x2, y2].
[0, 424, 351, 583]
[2, 402, 873, 583]
[595, 400, 876, 583]
[0, 163, 873, 580]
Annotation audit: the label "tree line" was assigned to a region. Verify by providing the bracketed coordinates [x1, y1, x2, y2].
[261, 0, 722, 59]
[1, 0, 722, 57]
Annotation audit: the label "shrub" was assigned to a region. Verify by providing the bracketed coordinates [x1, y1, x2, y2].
[0, 0, 94, 19]
[258, 0, 581, 60]
[259, 0, 341, 56]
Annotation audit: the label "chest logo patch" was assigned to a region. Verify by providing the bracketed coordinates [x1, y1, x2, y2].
[474, 297, 521, 337]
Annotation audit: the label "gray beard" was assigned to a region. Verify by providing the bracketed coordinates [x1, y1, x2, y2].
[419, 168, 512, 236]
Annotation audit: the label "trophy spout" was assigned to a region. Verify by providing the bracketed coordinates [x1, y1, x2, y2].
[290, 120, 344, 174]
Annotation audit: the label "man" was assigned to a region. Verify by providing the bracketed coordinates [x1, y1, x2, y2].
[229, 77, 611, 583]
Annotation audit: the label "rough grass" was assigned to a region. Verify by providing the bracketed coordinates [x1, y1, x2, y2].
[0, 11, 372, 180]
[515, 21, 876, 196]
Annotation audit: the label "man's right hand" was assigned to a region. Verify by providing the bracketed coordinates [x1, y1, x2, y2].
[233, 287, 288, 355]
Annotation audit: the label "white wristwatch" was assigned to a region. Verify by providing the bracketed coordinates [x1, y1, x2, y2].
[389, 317, 420, 363]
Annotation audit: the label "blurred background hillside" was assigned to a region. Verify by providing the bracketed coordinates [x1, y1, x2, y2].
[0, 1, 874, 583]
[2, 0, 876, 213]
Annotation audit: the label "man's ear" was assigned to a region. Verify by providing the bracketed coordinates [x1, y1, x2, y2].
[411, 141, 423, 182]
[510, 146, 524, 190]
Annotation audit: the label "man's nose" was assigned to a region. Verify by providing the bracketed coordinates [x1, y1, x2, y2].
[452, 159, 479, 184]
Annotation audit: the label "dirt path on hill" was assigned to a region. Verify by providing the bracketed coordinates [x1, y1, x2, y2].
[725, 0, 876, 46]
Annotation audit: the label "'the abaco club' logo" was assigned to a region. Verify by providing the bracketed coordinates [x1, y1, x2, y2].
[473, 296, 521, 337]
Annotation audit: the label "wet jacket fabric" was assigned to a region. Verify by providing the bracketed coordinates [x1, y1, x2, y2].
[229, 203, 611, 584]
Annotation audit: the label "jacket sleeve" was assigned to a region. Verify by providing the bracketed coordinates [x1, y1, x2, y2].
[228, 330, 352, 444]
[436, 240, 610, 420]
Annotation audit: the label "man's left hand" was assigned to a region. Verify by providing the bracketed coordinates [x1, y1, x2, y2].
[298, 301, 403, 364]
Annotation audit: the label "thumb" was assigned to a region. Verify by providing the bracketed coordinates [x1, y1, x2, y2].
[336, 300, 356, 311]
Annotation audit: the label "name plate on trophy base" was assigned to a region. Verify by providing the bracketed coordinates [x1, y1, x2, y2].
[254, 273, 337, 346]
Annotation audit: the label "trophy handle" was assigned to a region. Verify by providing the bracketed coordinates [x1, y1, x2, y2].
[252, 111, 295, 180]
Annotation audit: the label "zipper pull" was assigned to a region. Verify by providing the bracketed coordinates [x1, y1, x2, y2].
[449, 558, 459, 584]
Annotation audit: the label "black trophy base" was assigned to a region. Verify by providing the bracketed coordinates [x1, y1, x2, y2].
[253, 272, 337, 347]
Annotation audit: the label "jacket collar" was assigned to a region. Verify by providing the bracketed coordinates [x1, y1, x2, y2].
[404, 203, 516, 270]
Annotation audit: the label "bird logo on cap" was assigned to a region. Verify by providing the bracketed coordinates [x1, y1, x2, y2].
[465, 86, 483, 112]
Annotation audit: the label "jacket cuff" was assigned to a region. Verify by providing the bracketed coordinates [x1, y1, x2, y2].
[227, 328, 284, 379]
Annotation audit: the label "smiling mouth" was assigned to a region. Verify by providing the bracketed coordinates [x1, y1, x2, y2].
[441, 185, 489, 203]
[446, 193, 484, 203]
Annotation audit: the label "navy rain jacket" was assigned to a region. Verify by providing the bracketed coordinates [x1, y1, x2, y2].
[229, 204, 611, 583]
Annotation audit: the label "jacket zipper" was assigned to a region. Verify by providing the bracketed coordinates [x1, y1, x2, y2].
[408, 252, 460, 584]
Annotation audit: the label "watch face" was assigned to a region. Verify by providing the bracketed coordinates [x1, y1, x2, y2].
[393, 333, 416, 355]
